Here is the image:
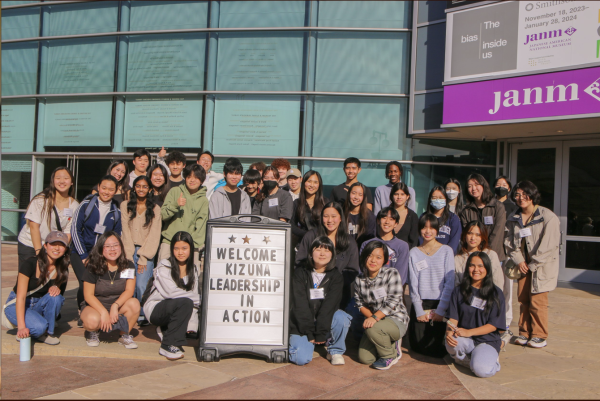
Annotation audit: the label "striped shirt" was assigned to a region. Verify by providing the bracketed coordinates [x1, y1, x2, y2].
[354, 267, 409, 327]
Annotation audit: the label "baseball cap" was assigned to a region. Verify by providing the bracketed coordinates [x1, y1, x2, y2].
[286, 168, 302, 179]
[45, 231, 69, 247]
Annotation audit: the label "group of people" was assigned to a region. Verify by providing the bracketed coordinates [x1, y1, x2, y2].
[5, 150, 560, 376]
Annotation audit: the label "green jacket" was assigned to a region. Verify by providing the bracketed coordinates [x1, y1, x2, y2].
[161, 184, 209, 249]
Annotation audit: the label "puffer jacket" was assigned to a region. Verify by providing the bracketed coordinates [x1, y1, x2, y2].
[460, 198, 507, 260]
[504, 206, 560, 294]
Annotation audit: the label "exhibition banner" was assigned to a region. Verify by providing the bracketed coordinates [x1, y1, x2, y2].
[1, 100, 36, 152]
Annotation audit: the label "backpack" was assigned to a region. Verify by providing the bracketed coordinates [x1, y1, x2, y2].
[81, 194, 121, 226]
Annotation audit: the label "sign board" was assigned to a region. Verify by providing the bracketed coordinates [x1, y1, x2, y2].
[445, 1, 600, 83]
[198, 216, 290, 363]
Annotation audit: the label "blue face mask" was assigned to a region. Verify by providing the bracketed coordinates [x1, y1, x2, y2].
[431, 199, 446, 210]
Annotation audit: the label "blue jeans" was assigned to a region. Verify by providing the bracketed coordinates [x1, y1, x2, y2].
[446, 336, 501, 378]
[345, 298, 365, 340]
[289, 310, 351, 366]
[4, 291, 64, 338]
[133, 245, 155, 318]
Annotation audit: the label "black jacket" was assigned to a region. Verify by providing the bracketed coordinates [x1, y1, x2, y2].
[394, 208, 419, 249]
[289, 263, 343, 342]
[290, 197, 329, 239]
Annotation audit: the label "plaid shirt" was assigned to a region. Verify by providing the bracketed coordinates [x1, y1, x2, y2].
[354, 267, 409, 326]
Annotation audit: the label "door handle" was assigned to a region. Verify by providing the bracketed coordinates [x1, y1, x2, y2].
[559, 231, 563, 255]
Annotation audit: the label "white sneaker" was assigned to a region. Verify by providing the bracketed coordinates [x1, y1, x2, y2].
[118, 334, 138, 349]
[528, 337, 547, 348]
[514, 335, 529, 346]
[159, 344, 184, 360]
[36, 334, 60, 345]
[327, 353, 345, 365]
[86, 331, 100, 347]
[156, 326, 163, 341]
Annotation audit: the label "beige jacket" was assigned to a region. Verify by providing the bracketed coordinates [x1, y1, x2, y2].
[504, 206, 560, 294]
[454, 249, 504, 289]
[120, 201, 162, 266]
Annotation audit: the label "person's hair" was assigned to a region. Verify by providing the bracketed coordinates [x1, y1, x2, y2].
[87, 232, 130, 275]
[27, 167, 76, 229]
[297, 170, 326, 229]
[359, 240, 389, 277]
[459, 252, 500, 315]
[306, 236, 337, 271]
[377, 206, 400, 223]
[511, 180, 541, 205]
[165, 151, 187, 166]
[106, 160, 130, 200]
[243, 168, 262, 185]
[271, 158, 291, 171]
[37, 241, 70, 288]
[182, 164, 206, 184]
[465, 173, 494, 205]
[255, 167, 280, 202]
[318, 202, 350, 253]
[249, 161, 267, 173]
[133, 149, 151, 161]
[197, 150, 214, 164]
[444, 177, 464, 216]
[223, 157, 243, 176]
[98, 175, 119, 192]
[343, 157, 361, 169]
[146, 163, 169, 202]
[426, 185, 451, 226]
[168, 231, 196, 291]
[344, 182, 370, 239]
[385, 161, 403, 179]
[127, 176, 156, 228]
[389, 182, 411, 208]
[494, 175, 512, 191]
[459, 221, 490, 255]
[418, 213, 440, 235]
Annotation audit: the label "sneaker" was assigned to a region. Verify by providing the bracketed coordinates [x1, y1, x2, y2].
[394, 339, 403, 360]
[86, 331, 100, 347]
[514, 335, 529, 346]
[528, 337, 547, 348]
[77, 318, 83, 328]
[454, 355, 471, 369]
[118, 334, 138, 349]
[327, 353, 345, 365]
[156, 326, 163, 341]
[159, 344, 184, 360]
[138, 318, 150, 327]
[35, 334, 60, 345]
[372, 356, 400, 370]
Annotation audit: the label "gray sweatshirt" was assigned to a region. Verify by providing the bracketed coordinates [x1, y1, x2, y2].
[209, 187, 252, 219]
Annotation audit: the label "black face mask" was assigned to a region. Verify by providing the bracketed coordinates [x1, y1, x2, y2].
[495, 187, 509, 197]
[262, 180, 278, 193]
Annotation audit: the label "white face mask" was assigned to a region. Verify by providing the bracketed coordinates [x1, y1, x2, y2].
[446, 189, 459, 200]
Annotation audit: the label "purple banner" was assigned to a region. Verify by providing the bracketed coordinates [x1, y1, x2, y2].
[443, 67, 600, 125]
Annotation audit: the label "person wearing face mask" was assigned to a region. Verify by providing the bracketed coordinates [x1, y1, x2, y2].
[390, 182, 418, 249]
[419, 186, 462, 255]
[444, 178, 464, 216]
[374, 161, 416, 214]
[494, 176, 518, 219]
[343, 182, 376, 248]
[291, 171, 328, 240]
[252, 167, 293, 222]
[92, 161, 131, 204]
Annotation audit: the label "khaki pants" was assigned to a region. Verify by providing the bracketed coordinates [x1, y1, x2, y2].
[517, 271, 549, 339]
[358, 318, 406, 364]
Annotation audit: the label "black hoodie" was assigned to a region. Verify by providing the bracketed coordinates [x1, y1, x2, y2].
[289, 262, 344, 342]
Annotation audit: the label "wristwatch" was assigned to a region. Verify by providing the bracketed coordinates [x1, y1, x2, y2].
[371, 314, 380, 321]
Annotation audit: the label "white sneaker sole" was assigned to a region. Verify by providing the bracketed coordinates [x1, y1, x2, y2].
[528, 341, 547, 348]
[514, 339, 528, 346]
[159, 348, 184, 360]
[86, 341, 100, 347]
[327, 354, 345, 365]
[119, 342, 138, 349]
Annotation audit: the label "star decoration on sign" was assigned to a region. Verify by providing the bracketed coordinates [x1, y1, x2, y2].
[242, 235, 251, 244]
[263, 236, 271, 244]
[228, 235, 236, 243]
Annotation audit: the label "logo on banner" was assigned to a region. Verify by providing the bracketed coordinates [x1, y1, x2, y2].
[584, 78, 600, 102]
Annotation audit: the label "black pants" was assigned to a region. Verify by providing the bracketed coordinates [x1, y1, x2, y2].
[18, 241, 37, 267]
[408, 299, 447, 358]
[70, 252, 87, 310]
[149, 298, 194, 347]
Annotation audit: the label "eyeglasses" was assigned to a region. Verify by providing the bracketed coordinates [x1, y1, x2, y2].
[513, 193, 529, 199]
[103, 244, 120, 250]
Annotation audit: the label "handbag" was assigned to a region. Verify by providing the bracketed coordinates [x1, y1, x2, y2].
[503, 258, 522, 280]
[2, 269, 57, 329]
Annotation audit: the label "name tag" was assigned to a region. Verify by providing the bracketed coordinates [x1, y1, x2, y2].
[519, 227, 532, 238]
[470, 296, 487, 310]
[484, 216, 494, 225]
[120, 269, 135, 279]
[63, 208, 73, 218]
[374, 287, 387, 299]
[416, 259, 428, 271]
[94, 224, 106, 234]
[310, 288, 324, 299]
[439, 225, 451, 235]
[268, 198, 279, 208]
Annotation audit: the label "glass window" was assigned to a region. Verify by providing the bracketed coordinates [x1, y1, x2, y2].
[412, 138, 497, 165]
[515, 148, 555, 211]
[566, 241, 600, 271]
[2, 7, 39, 40]
[42, 97, 113, 147]
[211, 95, 302, 157]
[566, 146, 600, 237]
[413, 92, 443, 131]
[415, 23, 446, 91]
[310, 96, 409, 160]
[129, 1, 208, 31]
[44, 2, 118, 36]
[417, 0, 446, 23]
[1, 99, 36, 152]
[2, 42, 39, 96]
[74, 159, 117, 200]
[1, 211, 26, 242]
[315, 32, 410, 94]
[2, 1, 38, 6]
[41, 37, 116, 94]
[219, 1, 305, 28]
[126, 33, 207, 92]
[317, 1, 411, 28]
[216, 32, 306, 91]
[124, 96, 203, 149]
[1, 155, 32, 210]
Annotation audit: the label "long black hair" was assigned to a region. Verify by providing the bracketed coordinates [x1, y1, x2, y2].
[425, 185, 450, 226]
[147, 163, 169, 203]
[306, 236, 337, 272]
[444, 178, 464, 216]
[297, 170, 326, 229]
[127, 175, 156, 228]
[106, 160, 131, 201]
[168, 231, 196, 291]
[359, 240, 389, 277]
[465, 173, 494, 205]
[87, 232, 130, 275]
[256, 167, 279, 203]
[459, 251, 500, 315]
[37, 241, 70, 288]
[344, 182, 370, 239]
[27, 166, 76, 229]
[318, 202, 350, 253]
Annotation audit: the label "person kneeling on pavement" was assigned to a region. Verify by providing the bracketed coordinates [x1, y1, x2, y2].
[356, 240, 409, 370]
[445, 252, 505, 378]
[143, 231, 200, 361]
[289, 236, 351, 366]
[81, 232, 140, 349]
